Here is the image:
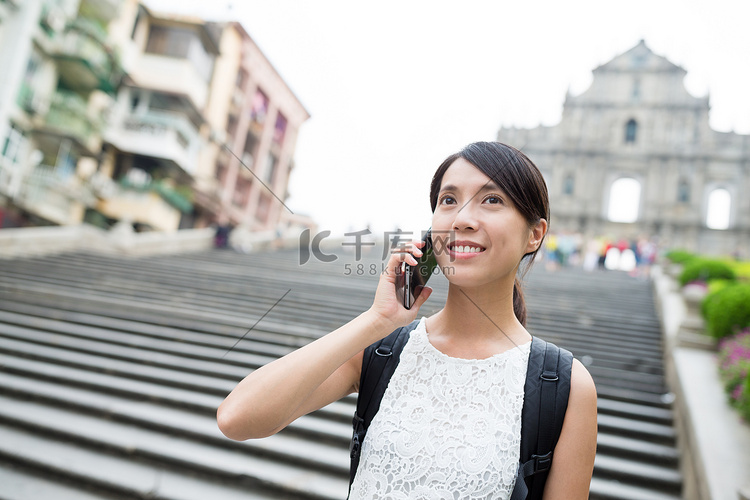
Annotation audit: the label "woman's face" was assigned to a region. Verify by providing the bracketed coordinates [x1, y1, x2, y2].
[431, 158, 543, 289]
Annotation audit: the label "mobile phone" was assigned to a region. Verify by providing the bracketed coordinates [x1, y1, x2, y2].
[394, 230, 438, 309]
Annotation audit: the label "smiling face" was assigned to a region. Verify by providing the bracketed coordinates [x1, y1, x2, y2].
[432, 158, 545, 289]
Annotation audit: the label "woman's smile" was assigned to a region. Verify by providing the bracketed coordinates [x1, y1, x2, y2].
[448, 240, 486, 259]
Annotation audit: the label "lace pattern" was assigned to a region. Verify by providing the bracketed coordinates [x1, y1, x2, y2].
[349, 318, 531, 500]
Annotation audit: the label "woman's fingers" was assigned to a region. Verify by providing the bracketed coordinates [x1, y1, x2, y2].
[390, 240, 424, 267]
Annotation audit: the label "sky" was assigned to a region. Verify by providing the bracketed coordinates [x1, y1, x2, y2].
[145, 0, 750, 237]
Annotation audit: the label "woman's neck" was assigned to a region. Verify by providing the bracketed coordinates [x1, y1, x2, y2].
[426, 278, 531, 356]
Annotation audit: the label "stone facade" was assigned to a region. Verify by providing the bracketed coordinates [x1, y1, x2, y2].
[497, 40, 750, 257]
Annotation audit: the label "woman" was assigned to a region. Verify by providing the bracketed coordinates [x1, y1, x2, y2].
[217, 142, 598, 499]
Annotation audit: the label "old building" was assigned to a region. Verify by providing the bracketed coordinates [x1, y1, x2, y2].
[498, 40, 750, 257]
[0, 0, 124, 227]
[0, 0, 309, 235]
[210, 22, 310, 233]
[100, 7, 309, 232]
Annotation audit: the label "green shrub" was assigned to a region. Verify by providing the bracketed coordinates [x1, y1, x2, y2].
[718, 330, 750, 422]
[679, 258, 736, 287]
[731, 261, 750, 281]
[704, 283, 750, 339]
[701, 280, 734, 318]
[665, 249, 696, 264]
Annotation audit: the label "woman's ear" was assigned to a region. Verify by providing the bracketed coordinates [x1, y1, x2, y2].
[526, 218, 548, 253]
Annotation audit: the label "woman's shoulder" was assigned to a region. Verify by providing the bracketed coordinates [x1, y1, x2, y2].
[569, 358, 597, 407]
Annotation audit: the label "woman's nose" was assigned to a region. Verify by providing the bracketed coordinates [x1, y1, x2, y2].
[452, 203, 478, 231]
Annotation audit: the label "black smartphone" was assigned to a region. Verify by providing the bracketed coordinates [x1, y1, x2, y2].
[394, 230, 438, 309]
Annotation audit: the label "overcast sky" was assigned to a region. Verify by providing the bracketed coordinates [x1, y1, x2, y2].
[145, 0, 750, 237]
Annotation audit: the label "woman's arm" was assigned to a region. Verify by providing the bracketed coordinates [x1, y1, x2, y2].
[216, 245, 432, 441]
[542, 358, 598, 500]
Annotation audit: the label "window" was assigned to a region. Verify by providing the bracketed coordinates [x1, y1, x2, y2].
[607, 177, 640, 223]
[632, 78, 641, 99]
[706, 188, 731, 230]
[273, 112, 287, 145]
[146, 26, 193, 58]
[1, 125, 25, 163]
[236, 69, 248, 90]
[625, 119, 637, 143]
[632, 52, 647, 68]
[677, 179, 690, 203]
[563, 174, 574, 195]
[146, 26, 214, 82]
[250, 89, 269, 125]
[243, 131, 258, 159]
[130, 91, 141, 111]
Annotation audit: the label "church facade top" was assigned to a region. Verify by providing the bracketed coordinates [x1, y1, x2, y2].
[498, 40, 749, 257]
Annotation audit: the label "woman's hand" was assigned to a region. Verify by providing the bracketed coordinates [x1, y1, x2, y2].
[366, 240, 433, 332]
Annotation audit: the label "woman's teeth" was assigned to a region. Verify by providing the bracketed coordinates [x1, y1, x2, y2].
[454, 246, 483, 253]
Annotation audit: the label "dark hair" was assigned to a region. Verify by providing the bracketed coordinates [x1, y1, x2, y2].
[429, 141, 550, 326]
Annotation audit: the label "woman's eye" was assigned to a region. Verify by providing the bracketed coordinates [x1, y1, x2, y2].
[483, 195, 503, 204]
[440, 195, 456, 205]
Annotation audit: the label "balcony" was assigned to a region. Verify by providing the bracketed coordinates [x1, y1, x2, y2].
[78, 0, 121, 23]
[37, 90, 103, 154]
[97, 186, 182, 232]
[0, 157, 21, 199]
[16, 165, 93, 225]
[105, 110, 202, 176]
[52, 18, 122, 94]
[129, 54, 209, 110]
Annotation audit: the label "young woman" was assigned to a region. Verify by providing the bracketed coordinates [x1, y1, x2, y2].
[217, 142, 598, 499]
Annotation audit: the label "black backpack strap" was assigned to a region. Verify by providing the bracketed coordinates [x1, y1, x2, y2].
[348, 319, 420, 491]
[511, 337, 573, 500]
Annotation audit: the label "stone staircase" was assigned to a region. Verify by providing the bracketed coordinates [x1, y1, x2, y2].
[0, 248, 683, 499]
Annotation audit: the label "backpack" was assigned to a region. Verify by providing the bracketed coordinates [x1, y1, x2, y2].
[349, 320, 573, 500]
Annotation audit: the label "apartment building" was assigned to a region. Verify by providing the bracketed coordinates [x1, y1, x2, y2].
[211, 22, 310, 232]
[0, 0, 123, 227]
[0, 0, 309, 234]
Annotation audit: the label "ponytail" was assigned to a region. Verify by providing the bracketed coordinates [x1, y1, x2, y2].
[513, 277, 527, 326]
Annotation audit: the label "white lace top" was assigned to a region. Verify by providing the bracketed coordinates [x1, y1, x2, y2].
[349, 317, 531, 500]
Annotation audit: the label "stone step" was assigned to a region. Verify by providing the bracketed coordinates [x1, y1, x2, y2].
[593, 454, 682, 494]
[589, 476, 682, 500]
[0, 369, 352, 447]
[0, 395, 350, 499]
[597, 413, 677, 445]
[0, 275, 335, 340]
[0, 461, 120, 500]
[595, 397, 674, 425]
[0, 303, 297, 359]
[0, 262, 368, 322]
[0, 424, 306, 500]
[0, 290, 318, 349]
[0, 353, 351, 441]
[596, 433, 679, 466]
[0, 249, 683, 499]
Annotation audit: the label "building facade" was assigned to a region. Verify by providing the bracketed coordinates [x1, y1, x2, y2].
[0, 0, 123, 227]
[498, 41, 750, 257]
[0, 0, 309, 234]
[207, 22, 310, 232]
